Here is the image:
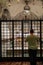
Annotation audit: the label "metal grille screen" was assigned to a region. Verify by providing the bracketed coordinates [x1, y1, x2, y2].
[1, 20, 43, 58]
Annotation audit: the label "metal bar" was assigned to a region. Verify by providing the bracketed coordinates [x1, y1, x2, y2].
[40, 20, 42, 57]
[12, 21, 14, 57]
[22, 20, 24, 58]
[0, 20, 43, 22]
[31, 20, 32, 29]
[0, 21, 2, 57]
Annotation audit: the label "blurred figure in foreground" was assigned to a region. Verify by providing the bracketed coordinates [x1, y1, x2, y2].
[26, 29, 39, 65]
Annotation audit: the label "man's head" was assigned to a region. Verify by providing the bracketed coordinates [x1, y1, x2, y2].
[30, 29, 34, 34]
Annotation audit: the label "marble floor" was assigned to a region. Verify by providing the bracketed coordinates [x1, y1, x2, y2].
[0, 62, 43, 65]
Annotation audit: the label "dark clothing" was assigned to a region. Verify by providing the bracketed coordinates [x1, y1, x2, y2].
[29, 49, 37, 65]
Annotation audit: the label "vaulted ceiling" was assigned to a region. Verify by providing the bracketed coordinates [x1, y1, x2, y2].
[0, 0, 43, 19]
[6, 0, 43, 19]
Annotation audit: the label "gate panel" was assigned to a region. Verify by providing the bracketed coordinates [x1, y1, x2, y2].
[14, 21, 22, 57]
[23, 21, 31, 57]
[1, 22, 13, 57]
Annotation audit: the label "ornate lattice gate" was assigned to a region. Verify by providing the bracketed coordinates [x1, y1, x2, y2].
[0, 20, 43, 61]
